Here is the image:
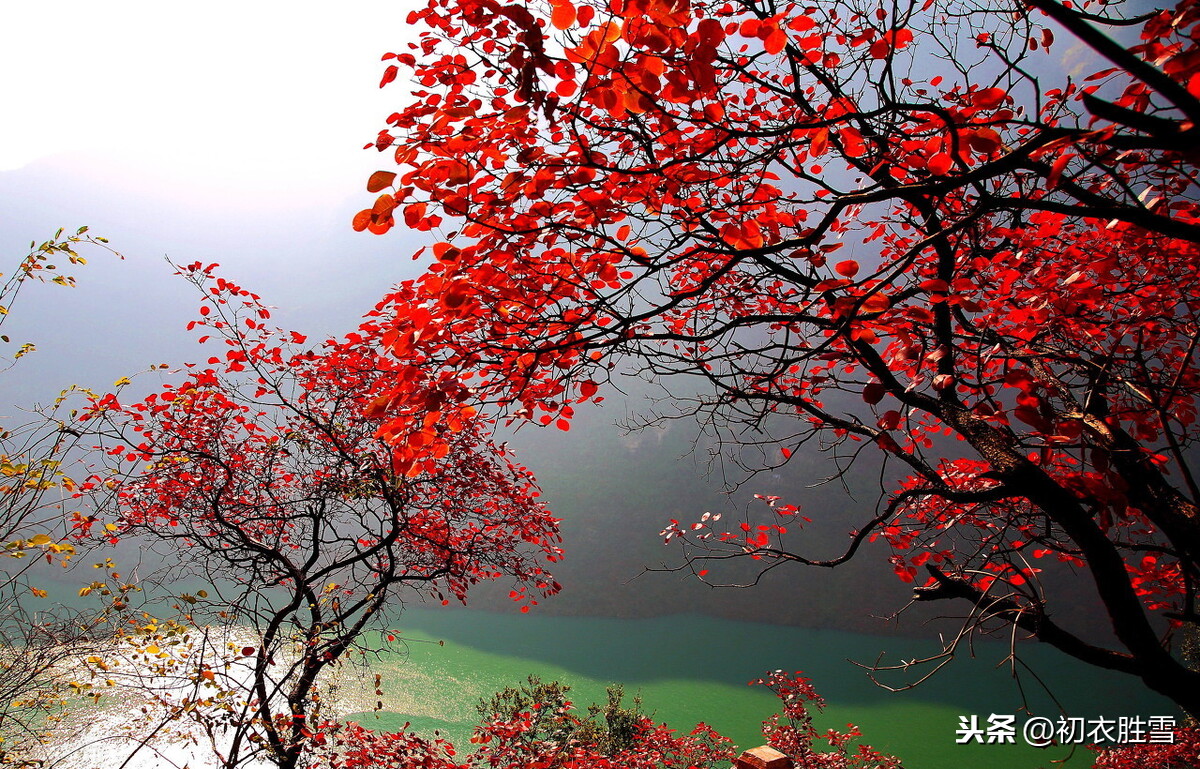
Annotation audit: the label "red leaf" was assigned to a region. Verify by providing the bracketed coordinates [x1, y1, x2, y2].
[839, 126, 866, 157]
[810, 128, 829, 156]
[971, 87, 1007, 110]
[927, 152, 953, 175]
[404, 202, 427, 228]
[764, 27, 788, 55]
[551, 0, 576, 30]
[835, 259, 860, 278]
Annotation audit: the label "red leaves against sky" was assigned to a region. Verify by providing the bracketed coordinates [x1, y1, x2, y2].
[354, 0, 1200, 632]
[81, 262, 562, 613]
[350, 0, 1200, 710]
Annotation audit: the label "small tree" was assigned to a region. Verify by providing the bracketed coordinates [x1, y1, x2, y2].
[0, 228, 124, 765]
[84, 263, 562, 769]
[355, 0, 1200, 715]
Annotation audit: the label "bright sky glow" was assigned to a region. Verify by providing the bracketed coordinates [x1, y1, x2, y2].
[0, 0, 410, 200]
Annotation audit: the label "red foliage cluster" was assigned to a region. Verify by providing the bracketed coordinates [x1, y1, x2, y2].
[320, 707, 734, 769]
[86, 262, 561, 609]
[319, 671, 899, 769]
[80, 263, 563, 768]
[355, 0, 1200, 716]
[753, 671, 903, 769]
[1091, 727, 1200, 769]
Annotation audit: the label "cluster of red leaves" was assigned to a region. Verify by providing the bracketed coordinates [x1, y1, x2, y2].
[468, 718, 732, 769]
[320, 708, 733, 769]
[358, 0, 1199, 571]
[322, 723, 463, 769]
[82, 262, 562, 612]
[1091, 727, 1200, 769]
[353, 0, 1200, 714]
[320, 672, 899, 769]
[76, 263, 565, 767]
[752, 671, 903, 769]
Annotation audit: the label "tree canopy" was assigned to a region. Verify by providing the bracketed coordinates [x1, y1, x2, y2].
[0, 228, 124, 765]
[81, 264, 562, 768]
[357, 0, 1200, 716]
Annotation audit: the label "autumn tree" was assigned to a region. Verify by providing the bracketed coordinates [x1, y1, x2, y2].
[0, 228, 126, 765]
[355, 0, 1200, 718]
[82, 263, 562, 769]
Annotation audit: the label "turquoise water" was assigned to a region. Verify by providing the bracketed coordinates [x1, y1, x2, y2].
[343, 609, 1174, 769]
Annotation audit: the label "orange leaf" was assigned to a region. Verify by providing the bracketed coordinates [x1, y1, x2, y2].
[551, 0, 576, 30]
[367, 171, 397, 193]
[861, 294, 889, 313]
[810, 128, 829, 156]
[446, 161, 472, 187]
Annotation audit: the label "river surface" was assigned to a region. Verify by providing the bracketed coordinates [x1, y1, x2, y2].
[48, 608, 1175, 768]
[339, 608, 1174, 769]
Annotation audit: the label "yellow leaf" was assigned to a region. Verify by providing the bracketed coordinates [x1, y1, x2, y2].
[30, 587, 47, 598]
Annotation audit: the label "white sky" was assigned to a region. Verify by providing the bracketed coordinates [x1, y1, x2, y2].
[0, 0, 431, 405]
[0, 0, 411, 200]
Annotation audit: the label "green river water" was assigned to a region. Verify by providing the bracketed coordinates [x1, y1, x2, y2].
[341, 608, 1175, 769]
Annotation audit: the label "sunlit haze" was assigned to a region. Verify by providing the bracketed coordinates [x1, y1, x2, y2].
[0, 0, 426, 406]
[1, 0, 409, 200]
